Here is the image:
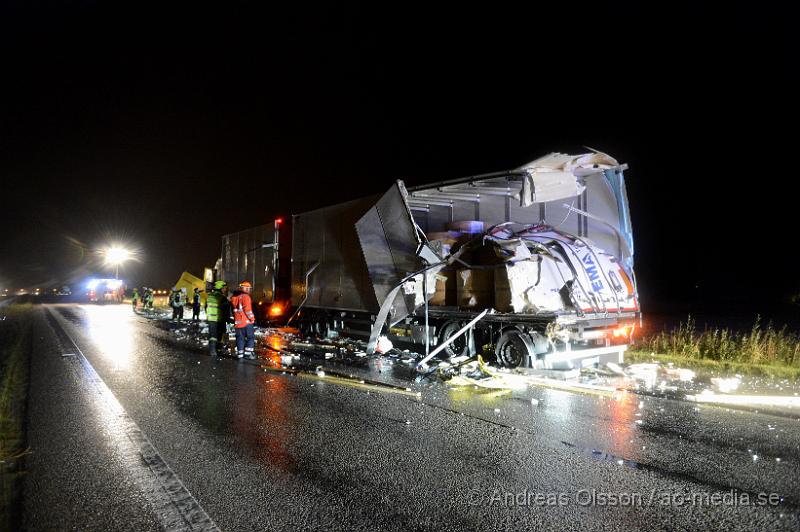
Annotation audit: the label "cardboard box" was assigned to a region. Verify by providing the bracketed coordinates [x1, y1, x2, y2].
[495, 262, 534, 312]
[430, 270, 456, 306]
[456, 268, 494, 309]
[427, 231, 461, 246]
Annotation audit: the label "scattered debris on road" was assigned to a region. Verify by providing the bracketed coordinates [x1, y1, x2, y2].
[137, 308, 800, 407]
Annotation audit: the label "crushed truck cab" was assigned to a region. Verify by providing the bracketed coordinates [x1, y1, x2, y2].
[223, 150, 640, 370]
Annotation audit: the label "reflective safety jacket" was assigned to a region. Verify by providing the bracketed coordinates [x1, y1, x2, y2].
[230, 291, 255, 329]
[206, 290, 230, 323]
[132, 289, 139, 301]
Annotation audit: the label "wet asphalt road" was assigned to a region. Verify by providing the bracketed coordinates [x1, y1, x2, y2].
[21, 304, 800, 531]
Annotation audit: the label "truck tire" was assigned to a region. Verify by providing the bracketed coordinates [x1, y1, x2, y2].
[298, 311, 330, 339]
[298, 319, 313, 338]
[312, 316, 330, 338]
[495, 329, 536, 368]
[437, 320, 470, 359]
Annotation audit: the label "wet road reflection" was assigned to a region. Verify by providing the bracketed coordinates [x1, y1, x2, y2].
[83, 304, 135, 371]
[48, 304, 800, 529]
[250, 373, 297, 473]
[607, 390, 639, 458]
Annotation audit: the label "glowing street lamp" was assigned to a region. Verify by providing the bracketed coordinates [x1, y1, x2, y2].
[103, 246, 132, 279]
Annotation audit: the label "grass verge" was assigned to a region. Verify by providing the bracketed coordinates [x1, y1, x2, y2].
[629, 315, 800, 379]
[626, 350, 800, 379]
[0, 303, 33, 531]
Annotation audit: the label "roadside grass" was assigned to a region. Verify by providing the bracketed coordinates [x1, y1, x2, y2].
[629, 316, 800, 379]
[625, 350, 800, 379]
[0, 303, 33, 531]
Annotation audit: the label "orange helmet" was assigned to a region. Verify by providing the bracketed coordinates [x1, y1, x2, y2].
[239, 280, 252, 292]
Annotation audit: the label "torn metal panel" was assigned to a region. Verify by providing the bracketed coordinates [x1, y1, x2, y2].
[355, 180, 423, 325]
[603, 168, 634, 271]
[515, 150, 621, 208]
[514, 229, 636, 315]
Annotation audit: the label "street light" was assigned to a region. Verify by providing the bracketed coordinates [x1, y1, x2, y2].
[103, 246, 132, 279]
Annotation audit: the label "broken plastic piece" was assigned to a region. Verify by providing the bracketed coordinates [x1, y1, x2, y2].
[711, 377, 741, 393]
[663, 367, 695, 382]
[375, 336, 394, 354]
[605, 362, 625, 375]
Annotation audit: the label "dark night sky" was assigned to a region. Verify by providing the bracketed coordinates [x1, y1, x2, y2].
[0, 2, 794, 315]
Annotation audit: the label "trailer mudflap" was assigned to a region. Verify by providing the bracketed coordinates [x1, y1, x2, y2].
[355, 180, 423, 326]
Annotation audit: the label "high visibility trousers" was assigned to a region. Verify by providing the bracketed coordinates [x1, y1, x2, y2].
[235, 324, 255, 355]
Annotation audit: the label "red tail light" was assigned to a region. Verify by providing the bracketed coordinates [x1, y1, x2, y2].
[612, 325, 635, 339]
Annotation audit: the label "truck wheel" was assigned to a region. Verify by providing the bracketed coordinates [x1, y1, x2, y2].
[438, 321, 470, 359]
[298, 319, 313, 338]
[495, 329, 535, 368]
[313, 318, 329, 338]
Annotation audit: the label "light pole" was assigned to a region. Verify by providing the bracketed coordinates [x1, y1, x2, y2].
[103, 246, 132, 279]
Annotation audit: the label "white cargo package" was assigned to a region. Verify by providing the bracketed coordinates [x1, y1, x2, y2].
[519, 170, 585, 206]
[495, 259, 565, 313]
[516, 150, 619, 207]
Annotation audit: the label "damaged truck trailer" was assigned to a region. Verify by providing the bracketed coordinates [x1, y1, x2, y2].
[219, 151, 640, 370]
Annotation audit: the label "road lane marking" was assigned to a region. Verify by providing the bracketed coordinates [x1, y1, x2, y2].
[45, 308, 220, 532]
[260, 364, 420, 396]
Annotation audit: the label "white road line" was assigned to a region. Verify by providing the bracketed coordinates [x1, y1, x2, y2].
[45, 308, 221, 532]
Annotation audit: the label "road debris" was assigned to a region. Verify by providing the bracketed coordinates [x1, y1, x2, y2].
[687, 392, 800, 408]
[711, 376, 741, 393]
[375, 336, 394, 354]
[138, 306, 800, 407]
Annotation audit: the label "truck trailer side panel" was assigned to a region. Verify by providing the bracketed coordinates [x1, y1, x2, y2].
[291, 196, 379, 313]
[221, 223, 277, 302]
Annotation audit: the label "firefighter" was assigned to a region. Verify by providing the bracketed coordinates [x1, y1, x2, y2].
[230, 280, 256, 359]
[191, 287, 202, 321]
[169, 286, 184, 321]
[146, 288, 155, 310]
[131, 287, 140, 311]
[205, 280, 232, 357]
